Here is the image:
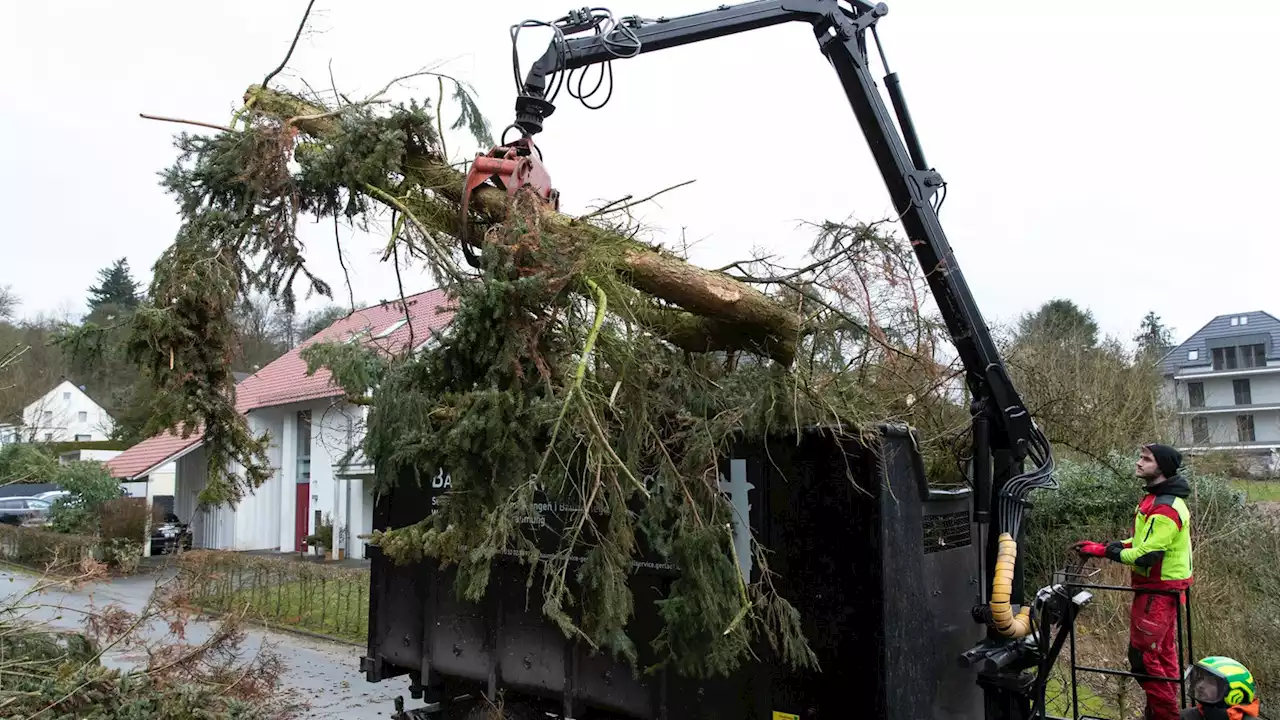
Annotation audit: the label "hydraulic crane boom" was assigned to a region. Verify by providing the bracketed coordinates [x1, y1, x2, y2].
[485, 2, 1062, 717]
[509, 0, 1037, 460]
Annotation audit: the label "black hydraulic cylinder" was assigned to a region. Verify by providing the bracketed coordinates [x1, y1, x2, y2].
[971, 401, 991, 524]
[884, 72, 928, 172]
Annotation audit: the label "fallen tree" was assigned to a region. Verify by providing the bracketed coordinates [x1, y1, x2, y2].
[241, 83, 802, 366]
[87, 21, 970, 678]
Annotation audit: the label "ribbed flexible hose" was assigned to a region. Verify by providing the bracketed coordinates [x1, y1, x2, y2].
[989, 532, 1032, 638]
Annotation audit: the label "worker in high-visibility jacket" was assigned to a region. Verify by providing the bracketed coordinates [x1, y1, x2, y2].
[1181, 656, 1261, 720]
[1076, 443, 1193, 720]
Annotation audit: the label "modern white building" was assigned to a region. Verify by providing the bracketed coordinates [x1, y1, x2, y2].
[105, 289, 454, 559]
[0, 379, 116, 444]
[1160, 310, 1280, 473]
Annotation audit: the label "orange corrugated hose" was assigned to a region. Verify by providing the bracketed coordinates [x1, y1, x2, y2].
[988, 532, 1032, 638]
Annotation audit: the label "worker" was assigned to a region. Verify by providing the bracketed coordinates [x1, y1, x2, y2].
[1074, 443, 1193, 720]
[1181, 656, 1260, 719]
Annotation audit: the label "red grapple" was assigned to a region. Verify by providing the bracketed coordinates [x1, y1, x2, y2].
[457, 137, 559, 264]
[460, 137, 559, 228]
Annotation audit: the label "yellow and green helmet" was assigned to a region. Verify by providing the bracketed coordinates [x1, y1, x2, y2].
[1188, 656, 1256, 707]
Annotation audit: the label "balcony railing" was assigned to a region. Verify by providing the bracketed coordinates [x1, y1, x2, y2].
[1175, 400, 1280, 414]
[1178, 438, 1280, 450]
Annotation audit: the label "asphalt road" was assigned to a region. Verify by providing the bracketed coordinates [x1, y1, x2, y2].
[0, 565, 415, 719]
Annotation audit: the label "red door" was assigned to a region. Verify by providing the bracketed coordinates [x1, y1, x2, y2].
[295, 483, 310, 552]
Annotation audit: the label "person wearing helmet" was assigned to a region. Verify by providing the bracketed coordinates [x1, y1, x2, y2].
[1075, 443, 1194, 720]
[1181, 656, 1261, 720]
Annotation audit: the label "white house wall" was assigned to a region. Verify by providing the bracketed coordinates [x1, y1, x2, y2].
[312, 399, 358, 558]
[120, 481, 147, 498]
[229, 413, 283, 552]
[172, 441, 281, 552]
[256, 399, 345, 554]
[316, 398, 374, 559]
[1198, 412, 1280, 445]
[174, 446, 212, 549]
[21, 380, 116, 442]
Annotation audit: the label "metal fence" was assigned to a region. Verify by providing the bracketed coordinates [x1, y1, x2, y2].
[175, 550, 370, 643]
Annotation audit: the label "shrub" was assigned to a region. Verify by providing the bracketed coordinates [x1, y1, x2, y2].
[0, 523, 98, 574]
[0, 442, 58, 483]
[305, 513, 334, 552]
[47, 460, 126, 534]
[100, 497, 149, 542]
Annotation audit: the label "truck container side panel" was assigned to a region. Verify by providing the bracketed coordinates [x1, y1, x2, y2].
[363, 426, 983, 719]
[365, 471, 428, 681]
[887, 430, 984, 720]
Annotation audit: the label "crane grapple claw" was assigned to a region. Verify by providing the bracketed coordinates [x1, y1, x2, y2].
[457, 137, 559, 267]
[461, 137, 559, 212]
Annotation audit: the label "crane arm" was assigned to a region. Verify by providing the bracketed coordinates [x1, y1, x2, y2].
[498, 4, 1061, 716]
[509, 0, 1044, 471]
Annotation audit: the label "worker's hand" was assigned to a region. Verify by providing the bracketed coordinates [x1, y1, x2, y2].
[1073, 541, 1107, 557]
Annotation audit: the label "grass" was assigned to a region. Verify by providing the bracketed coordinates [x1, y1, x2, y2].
[1230, 478, 1280, 503]
[227, 576, 368, 643]
[176, 551, 370, 644]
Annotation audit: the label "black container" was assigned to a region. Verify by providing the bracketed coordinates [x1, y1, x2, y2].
[362, 424, 984, 719]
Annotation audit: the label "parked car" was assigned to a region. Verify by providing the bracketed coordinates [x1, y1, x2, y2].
[0, 496, 52, 526]
[149, 512, 192, 555]
[34, 490, 70, 503]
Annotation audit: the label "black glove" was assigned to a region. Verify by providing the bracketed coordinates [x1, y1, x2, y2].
[1104, 541, 1125, 562]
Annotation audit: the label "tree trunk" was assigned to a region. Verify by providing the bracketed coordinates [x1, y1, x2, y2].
[248, 85, 801, 365]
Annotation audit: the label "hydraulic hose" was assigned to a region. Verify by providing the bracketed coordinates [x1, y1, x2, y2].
[988, 532, 1032, 638]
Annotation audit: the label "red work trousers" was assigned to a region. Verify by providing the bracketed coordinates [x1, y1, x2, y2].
[1129, 591, 1182, 720]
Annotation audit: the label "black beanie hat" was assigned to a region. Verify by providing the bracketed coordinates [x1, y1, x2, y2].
[1145, 443, 1183, 479]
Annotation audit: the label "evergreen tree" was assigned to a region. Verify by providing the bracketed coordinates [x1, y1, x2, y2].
[1016, 298, 1100, 348]
[300, 304, 349, 342]
[1134, 311, 1174, 362]
[87, 258, 142, 312]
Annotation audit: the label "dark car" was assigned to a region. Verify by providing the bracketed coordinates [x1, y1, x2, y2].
[0, 496, 53, 526]
[149, 512, 193, 555]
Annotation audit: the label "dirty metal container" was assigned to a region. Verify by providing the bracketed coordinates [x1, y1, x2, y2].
[362, 424, 983, 719]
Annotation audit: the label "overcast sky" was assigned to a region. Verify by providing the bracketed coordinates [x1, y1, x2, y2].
[2, 0, 1277, 347]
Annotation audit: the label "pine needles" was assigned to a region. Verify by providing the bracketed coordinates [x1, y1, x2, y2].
[127, 74, 966, 679]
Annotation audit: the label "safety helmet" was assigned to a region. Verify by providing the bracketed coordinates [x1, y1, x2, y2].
[1186, 656, 1256, 707]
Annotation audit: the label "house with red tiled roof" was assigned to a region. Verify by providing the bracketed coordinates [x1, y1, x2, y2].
[106, 289, 455, 558]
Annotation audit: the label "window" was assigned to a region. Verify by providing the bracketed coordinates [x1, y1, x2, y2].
[74, 434, 91, 442]
[1241, 315, 1250, 325]
[1234, 379, 1252, 405]
[1241, 344, 1267, 368]
[297, 410, 312, 482]
[43, 433, 52, 441]
[77, 411, 87, 423]
[1187, 349, 1199, 361]
[1191, 416, 1209, 443]
[1213, 346, 1239, 371]
[1238, 414, 1256, 442]
[62, 392, 70, 400]
[42, 410, 52, 422]
[1187, 382, 1205, 408]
